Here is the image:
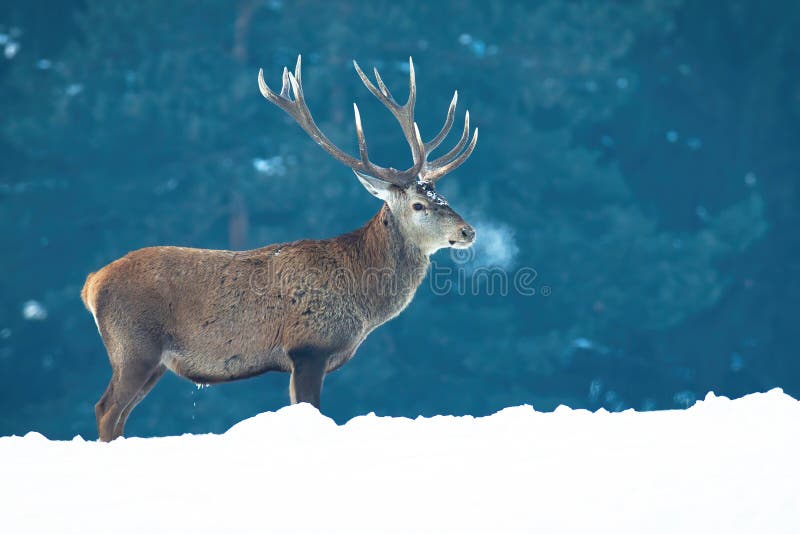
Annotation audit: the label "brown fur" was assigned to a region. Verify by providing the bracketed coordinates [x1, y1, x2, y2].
[83, 201, 472, 441]
[86, 56, 477, 441]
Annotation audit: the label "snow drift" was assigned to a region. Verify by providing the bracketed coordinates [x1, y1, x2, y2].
[1, 389, 798, 533]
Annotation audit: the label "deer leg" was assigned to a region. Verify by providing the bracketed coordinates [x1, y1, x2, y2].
[112, 364, 166, 438]
[97, 360, 160, 442]
[96, 334, 163, 442]
[95, 378, 115, 425]
[288, 349, 327, 409]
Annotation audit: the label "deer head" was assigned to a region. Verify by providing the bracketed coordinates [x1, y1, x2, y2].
[258, 56, 477, 256]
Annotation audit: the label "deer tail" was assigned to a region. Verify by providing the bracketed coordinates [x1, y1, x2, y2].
[81, 272, 97, 313]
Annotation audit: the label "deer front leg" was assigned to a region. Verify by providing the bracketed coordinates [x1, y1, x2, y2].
[288, 349, 327, 409]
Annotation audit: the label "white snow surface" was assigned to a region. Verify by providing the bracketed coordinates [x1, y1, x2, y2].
[1, 389, 799, 533]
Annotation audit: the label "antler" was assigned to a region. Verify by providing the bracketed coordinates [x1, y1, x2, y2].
[258, 55, 477, 186]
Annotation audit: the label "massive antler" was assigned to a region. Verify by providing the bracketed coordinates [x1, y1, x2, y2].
[258, 55, 477, 186]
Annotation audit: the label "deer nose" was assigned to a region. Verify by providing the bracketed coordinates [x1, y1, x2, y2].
[460, 226, 476, 242]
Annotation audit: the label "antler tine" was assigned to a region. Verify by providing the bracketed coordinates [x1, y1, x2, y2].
[354, 59, 416, 111]
[280, 67, 291, 98]
[353, 59, 423, 167]
[407, 57, 416, 109]
[257, 64, 292, 105]
[372, 67, 394, 102]
[423, 128, 479, 182]
[429, 110, 470, 168]
[354, 61, 406, 118]
[412, 122, 424, 157]
[258, 68, 275, 100]
[424, 91, 458, 153]
[353, 103, 370, 163]
[259, 57, 424, 187]
[354, 61, 388, 105]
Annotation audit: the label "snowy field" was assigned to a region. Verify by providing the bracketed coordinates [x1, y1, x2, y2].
[1, 389, 798, 534]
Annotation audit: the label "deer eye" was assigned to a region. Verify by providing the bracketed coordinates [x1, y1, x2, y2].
[412, 202, 425, 211]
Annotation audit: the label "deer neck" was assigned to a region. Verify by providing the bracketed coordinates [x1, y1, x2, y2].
[346, 204, 430, 322]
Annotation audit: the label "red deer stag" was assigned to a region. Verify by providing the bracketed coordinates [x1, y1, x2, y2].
[82, 56, 478, 441]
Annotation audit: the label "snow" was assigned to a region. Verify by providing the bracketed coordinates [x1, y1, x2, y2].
[1, 389, 798, 533]
[21, 299, 47, 321]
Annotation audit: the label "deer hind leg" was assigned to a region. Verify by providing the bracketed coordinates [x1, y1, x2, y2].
[288, 348, 328, 409]
[95, 380, 115, 425]
[96, 334, 163, 442]
[112, 364, 166, 438]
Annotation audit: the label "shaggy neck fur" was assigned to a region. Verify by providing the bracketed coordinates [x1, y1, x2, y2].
[338, 204, 430, 322]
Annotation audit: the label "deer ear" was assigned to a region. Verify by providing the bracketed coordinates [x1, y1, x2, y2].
[353, 170, 395, 201]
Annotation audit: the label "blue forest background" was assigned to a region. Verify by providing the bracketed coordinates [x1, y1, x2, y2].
[1, 0, 798, 439]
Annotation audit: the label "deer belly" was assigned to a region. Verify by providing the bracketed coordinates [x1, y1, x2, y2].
[161, 347, 290, 384]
